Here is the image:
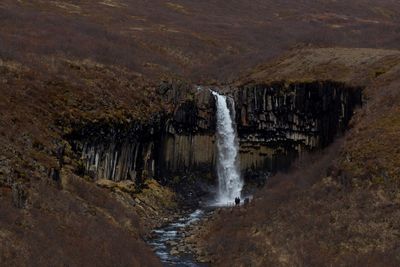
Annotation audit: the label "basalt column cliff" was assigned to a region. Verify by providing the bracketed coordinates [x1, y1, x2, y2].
[70, 81, 362, 186]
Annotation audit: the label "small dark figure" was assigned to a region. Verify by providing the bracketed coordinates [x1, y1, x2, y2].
[234, 197, 240, 206]
[244, 197, 250, 205]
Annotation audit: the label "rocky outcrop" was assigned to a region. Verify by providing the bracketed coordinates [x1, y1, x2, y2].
[11, 183, 28, 209]
[233, 81, 363, 174]
[68, 81, 362, 187]
[161, 81, 362, 182]
[160, 89, 216, 177]
[68, 120, 163, 185]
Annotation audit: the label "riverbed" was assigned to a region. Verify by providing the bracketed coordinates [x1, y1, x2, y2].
[147, 209, 209, 267]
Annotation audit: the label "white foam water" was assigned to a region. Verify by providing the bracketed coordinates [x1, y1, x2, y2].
[212, 91, 243, 205]
[148, 209, 206, 266]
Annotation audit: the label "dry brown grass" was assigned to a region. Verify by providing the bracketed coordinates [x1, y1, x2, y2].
[192, 49, 400, 267]
[195, 140, 400, 266]
[0, 56, 170, 266]
[1, 0, 400, 81]
[0, 174, 162, 266]
[1, 1, 400, 265]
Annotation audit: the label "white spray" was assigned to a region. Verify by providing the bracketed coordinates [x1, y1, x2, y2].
[212, 91, 243, 204]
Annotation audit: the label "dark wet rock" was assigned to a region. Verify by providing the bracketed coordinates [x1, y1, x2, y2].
[48, 168, 61, 182]
[12, 183, 28, 209]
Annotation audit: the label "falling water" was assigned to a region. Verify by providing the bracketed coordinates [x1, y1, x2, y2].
[212, 91, 243, 204]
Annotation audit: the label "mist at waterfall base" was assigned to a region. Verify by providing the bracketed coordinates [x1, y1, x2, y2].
[211, 91, 244, 206]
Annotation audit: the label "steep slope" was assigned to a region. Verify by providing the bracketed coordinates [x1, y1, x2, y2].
[0, 58, 174, 266]
[1, 1, 400, 266]
[189, 48, 400, 266]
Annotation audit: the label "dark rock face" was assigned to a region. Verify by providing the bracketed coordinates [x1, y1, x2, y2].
[160, 88, 216, 178]
[67, 81, 362, 187]
[12, 183, 28, 209]
[67, 120, 164, 185]
[234, 81, 363, 174]
[161, 81, 362, 183]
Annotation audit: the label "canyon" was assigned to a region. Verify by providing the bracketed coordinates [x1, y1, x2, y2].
[1, 1, 400, 266]
[1, 46, 399, 266]
[69, 81, 362, 194]
[61, 80, 363, 265]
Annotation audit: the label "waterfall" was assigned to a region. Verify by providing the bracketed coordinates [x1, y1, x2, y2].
[212, 91, 243, 204]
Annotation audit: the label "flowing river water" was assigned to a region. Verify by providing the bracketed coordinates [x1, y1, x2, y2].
[148, 209, 209, 267]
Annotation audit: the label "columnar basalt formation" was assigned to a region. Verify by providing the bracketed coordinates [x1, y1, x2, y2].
[234, 81, 363, 174]
[68, 120, 163, 185]
[69, 81, 362, 186]
[159, 90, 216, 177]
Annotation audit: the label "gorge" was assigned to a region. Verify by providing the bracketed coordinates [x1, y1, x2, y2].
[63, 81, 363, 265]
[2, 1, 400, 265]
[69, 81, 362, 193]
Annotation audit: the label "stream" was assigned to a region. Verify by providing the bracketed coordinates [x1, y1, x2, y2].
[148, 209, 209, 267]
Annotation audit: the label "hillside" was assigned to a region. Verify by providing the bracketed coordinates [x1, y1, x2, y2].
[188, 48, 400, 266]
[1, 1, 400, 266]
[1, 0, 400, 80]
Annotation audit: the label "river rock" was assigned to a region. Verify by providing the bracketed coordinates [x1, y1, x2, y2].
[178, 245, 186, 253]
[167, 240, 177, 246]
[170, 248, 179, 256]
[96, 179, 116, 189]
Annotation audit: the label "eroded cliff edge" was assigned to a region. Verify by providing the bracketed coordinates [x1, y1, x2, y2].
[67, 81, 362, 195]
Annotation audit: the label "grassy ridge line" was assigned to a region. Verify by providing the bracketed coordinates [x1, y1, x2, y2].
[1, 1, 400, 80]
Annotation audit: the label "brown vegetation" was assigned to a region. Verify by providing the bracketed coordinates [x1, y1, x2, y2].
[1, 1, 400, 81]
[190, 48, 400, 266]
[192, 139, 400, 266]
[1, 1, 400, 266]
[0, 57, 172, 266]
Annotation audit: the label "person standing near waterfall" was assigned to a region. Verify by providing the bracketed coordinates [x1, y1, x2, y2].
[235, 197, 240, 206]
